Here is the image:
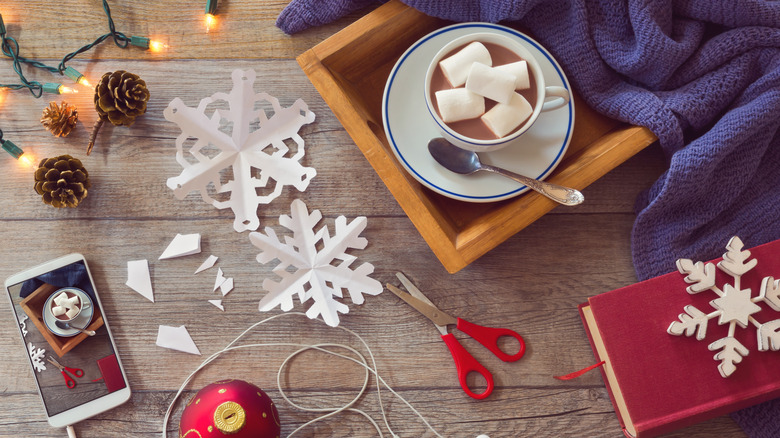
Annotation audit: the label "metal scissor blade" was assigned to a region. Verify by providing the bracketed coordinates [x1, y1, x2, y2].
[396, 272, 436, 306]
[386, 284, 457, 328]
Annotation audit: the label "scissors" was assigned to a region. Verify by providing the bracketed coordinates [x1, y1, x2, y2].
[47, 357, 84, 389]
[386, 273, 526, 399]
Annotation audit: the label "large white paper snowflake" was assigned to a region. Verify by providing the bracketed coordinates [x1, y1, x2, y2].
[249, 199, 383, 327]
[668, 236, 780, 377]
[28, 342, 47, 373]
[165, 69, 316, 232]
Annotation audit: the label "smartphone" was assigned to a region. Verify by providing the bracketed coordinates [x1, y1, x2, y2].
[4, 253, 131, 428]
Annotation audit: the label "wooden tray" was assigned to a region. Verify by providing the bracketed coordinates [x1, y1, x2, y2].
[298, 1, 657, 273]
[20, 283, 104, 357]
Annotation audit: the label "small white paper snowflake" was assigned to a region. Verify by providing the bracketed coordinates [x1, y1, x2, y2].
[165, 69, 316, 232]
[249, 199, 383, 327]
[668, 236, 780, 377]
[27, 342, 47, 373]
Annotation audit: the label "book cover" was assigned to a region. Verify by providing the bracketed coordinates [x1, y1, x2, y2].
[580, 237, 780, 437]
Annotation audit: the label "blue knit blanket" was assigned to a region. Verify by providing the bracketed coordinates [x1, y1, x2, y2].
[278, 1, 780, 435]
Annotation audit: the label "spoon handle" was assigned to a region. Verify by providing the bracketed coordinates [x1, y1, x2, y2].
[481, 165, 584, 206]
[77, 327, 96, 336]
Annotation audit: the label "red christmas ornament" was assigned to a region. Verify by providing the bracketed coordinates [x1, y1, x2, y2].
[178, 379, 281, 438]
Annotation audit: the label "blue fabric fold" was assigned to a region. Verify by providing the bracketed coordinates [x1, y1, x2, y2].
[277, 1, 780, 435]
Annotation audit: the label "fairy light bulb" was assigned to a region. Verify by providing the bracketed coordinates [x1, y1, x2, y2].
[205, 0, 218, 33]
[42, 83, 78, 95]
[2, 139, 36, 168]
[205, 13, 217, 33]
[148, 39, 168, 52]
[130, 35, 168, 52]
[63, 66, 92, 88]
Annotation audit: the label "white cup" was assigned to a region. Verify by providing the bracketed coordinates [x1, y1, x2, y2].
[424, 32, 570, 152]
[49, 288, 90, 323]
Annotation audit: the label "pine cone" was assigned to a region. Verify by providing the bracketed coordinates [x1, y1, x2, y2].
[87, 70, 150, 155]
[33, 155, 90, 208]
[40, 101, 79, 137]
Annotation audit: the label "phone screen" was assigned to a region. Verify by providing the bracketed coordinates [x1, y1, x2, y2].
[5, 259, 127, 417]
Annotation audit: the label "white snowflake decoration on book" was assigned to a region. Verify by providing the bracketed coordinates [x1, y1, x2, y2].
[28, 342, 47, 373]
[165, 69, 316, 232]
[249, 199, 383, 327]
[668, 236, 780, 378]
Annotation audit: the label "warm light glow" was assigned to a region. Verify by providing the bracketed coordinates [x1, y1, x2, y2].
[149, 40, 168, 52]
[58, 85, 78, 94]
[205, 13, 217, 33]
[77, 76, 92, 88]
[18, 153, 36, 169]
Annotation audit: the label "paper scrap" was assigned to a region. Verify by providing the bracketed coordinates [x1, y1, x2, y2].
[126, 259, 154, 302]
[208, 299, 224, 311]
[194, 255, 218, 274]
[214, 268, 226, 291]
[159, 233, 202, 260]
[156, 325, 201, 355]
[220, 277, 234, 296]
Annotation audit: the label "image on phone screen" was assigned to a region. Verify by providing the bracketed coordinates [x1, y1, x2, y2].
[6, 258, 127, 418]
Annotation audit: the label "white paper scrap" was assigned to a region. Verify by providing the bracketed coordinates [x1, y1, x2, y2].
[194, 255, 218, 274]
[213, 268, 227, 291]
[208, 299, 224, 311]
[159, 233, 202, 260]
[220, 277, 234, 296]
[156, 325, 201, 355]
[126, 259, 154, 302]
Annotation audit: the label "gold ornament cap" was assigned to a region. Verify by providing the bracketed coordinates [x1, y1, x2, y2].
[213, 401, 246, 434]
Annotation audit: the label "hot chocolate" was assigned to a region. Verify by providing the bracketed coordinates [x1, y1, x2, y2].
[430, 42, 538, 140]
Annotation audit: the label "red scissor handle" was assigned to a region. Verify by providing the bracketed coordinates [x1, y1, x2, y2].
[64, 366, 84, 378]
[60, 370, 76, 389]
[456, 318, 526, 362]
[441, 333, 494, 400]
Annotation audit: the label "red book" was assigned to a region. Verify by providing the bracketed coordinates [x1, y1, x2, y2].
[580, 237, 780, 437]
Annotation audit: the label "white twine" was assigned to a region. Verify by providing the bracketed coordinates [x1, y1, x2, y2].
[161, 312, 443, 438]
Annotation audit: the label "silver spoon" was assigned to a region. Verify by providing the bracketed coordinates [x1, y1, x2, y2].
[55, 320, 96, 336]
[427, 138, 584, 206]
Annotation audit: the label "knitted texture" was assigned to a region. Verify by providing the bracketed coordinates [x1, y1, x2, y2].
[278, 1, 780, 435]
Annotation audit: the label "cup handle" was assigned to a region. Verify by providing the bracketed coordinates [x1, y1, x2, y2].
[541, 86, 570, 112]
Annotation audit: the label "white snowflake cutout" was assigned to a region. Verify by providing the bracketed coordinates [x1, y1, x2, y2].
[28, 342, 47, 373]
[249, 199, 383, 327]
[668, 236, 780, 377]
[165, 69, 316, 232]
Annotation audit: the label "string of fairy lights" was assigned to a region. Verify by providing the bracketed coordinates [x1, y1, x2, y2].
[0, 0, 220, 166]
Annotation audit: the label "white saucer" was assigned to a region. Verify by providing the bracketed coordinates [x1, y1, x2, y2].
[42, 288, 94, 337]
[382, 23, 574, 203]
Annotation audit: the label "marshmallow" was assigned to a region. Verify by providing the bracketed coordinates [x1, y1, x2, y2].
[66, 296, 80, 308]
[52, 306, 66, 317]
[481, 92, 534, 138]
[495, 61, 531, 90]
[65, 307, 80, 319]
[439, 42, 492, 87]
[465, 62, 517, 104]
[54, 292, 69, 306]
[435, 88, 485, 123]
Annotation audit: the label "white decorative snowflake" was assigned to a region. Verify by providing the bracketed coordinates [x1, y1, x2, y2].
[668, 236, 780, 377]
[249, 199, 383, 327]
[165, 69, 316, 232]
[27, 342, 47, 373]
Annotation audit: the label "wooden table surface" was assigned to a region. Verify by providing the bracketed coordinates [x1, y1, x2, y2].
[0, 2, 748, 437]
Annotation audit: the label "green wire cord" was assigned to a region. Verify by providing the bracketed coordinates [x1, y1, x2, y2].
[0, 0, 133, 97]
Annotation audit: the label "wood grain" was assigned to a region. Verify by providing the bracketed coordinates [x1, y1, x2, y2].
[0, 1, 746, 437]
